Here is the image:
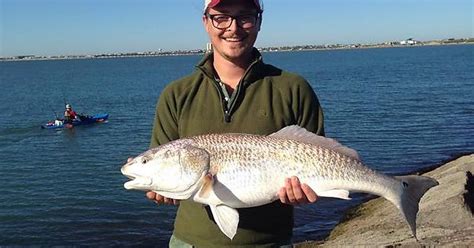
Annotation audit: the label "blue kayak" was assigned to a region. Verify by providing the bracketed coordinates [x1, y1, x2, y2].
[41, 113, 109, 129]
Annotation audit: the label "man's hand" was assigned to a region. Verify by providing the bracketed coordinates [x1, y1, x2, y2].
[146, 191, 180, 206]
[126, 157, 179, 206]
[278, 176, 318, 205]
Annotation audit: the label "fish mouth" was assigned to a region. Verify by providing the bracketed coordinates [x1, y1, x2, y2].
[121, 163, 152, 189]
[123, 173, 136, 180]
[121, 166, 135, 179]
[122, 169, 153, 190]
[124, 177, 152, 190]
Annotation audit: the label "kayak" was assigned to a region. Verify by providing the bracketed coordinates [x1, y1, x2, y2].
[41, 113, 109, 129]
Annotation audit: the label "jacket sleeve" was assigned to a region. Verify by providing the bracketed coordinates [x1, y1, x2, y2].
[296, 80, 325, 136]
[149, 86, 180, 148]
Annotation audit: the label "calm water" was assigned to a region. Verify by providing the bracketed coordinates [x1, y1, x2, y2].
[0, 45, 473, 246]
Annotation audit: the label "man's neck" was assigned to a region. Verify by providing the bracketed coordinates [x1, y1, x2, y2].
[212, 52, 253, 90]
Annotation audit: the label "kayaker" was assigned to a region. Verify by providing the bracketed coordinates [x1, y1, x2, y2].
[142, 0, 325, 247]
[64, 104, 77, 123]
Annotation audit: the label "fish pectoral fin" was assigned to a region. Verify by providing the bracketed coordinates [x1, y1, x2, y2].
[317, 189, 351, 200]
[198, 173, 214, 199]
[209, 204, 239, 240]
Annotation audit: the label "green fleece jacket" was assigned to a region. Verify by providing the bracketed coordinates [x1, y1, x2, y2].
[150, 49, 324, 247]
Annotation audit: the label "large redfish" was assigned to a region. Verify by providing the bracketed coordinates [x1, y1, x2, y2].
[121, 125, 438, 239]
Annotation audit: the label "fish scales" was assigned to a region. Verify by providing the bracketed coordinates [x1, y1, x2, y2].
[190, 133, 393, 197]
[193, 135, 386, 182]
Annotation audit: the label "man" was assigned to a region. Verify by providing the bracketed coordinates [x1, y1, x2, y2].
[64, 104, 77, 123]
[146, 0, 325, 246]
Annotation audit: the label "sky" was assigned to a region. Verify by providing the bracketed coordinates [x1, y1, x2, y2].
[1, 0, 473, 57]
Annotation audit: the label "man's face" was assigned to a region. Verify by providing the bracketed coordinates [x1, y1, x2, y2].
[203, 1, 261, 63]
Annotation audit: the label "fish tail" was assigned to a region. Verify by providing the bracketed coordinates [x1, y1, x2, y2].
[394, 175, 439, 239]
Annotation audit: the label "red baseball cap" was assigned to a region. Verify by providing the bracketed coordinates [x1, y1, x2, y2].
[204, 0, 263, 13]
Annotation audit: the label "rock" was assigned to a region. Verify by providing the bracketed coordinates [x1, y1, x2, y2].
[296, 154, 474, 247]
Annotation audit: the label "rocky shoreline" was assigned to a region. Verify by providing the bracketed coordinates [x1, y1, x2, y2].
[296, 154, 474, 247]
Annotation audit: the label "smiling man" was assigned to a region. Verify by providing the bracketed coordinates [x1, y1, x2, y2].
[146, 0, 325, 246]
[204, 0, 261, 82]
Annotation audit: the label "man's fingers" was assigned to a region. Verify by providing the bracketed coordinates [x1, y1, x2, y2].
[155, 194, 165, 203]
[146, 191, 164, 203]
[127, 157, 133, 163]
[301, 183, 318, 203]
[290, 176, 305, 203]
[278, 187, 288, 204]
[285, 178, 296, 203]
[146, 191, 156, 200]
[145, 191, 179, 205]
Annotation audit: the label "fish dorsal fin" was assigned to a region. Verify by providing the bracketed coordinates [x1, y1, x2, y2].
[269, 125, 361, 160]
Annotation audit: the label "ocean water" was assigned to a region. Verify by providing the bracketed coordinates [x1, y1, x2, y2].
[0, 45, 473, 245]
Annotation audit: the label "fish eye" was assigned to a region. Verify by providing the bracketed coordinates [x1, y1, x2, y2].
[141, 156, 150, 164]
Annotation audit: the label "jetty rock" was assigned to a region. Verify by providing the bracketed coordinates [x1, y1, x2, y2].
[297, 154, 474, 247]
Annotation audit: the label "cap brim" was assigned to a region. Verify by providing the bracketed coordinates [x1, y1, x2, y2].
[205, 0, 262, 12]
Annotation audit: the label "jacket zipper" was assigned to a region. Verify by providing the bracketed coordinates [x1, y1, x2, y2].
[225, 82, 243, 122]
[198, 57, 261, 123]
[210, 79, 231, 122]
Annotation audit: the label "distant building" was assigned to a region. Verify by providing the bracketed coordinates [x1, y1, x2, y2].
[206, 43, 213, 53]
[400, 38, 418, 45]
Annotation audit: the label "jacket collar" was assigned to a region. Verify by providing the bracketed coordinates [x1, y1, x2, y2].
[196, 48, 264, 86]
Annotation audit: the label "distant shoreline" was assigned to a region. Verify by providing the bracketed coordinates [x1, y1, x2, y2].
[2, 39, 473, 62]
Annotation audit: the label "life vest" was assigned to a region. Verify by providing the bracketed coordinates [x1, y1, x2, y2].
[65, 109, 77, 119]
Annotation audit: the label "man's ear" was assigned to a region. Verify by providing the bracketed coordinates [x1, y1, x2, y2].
[202, 14, 210, 32]
[257, 15, 262, 31]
